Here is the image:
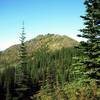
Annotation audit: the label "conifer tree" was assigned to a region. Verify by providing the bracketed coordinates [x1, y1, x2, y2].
[77, 0, 100, 83]
[15, 22, 33, 100]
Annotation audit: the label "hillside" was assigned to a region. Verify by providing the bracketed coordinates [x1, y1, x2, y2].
[0, 34, 78, 66]
[0, 34, 99, 100]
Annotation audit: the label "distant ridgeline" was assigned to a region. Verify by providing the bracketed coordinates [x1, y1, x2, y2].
[0, 34, 78, 99]
[0, 34, 78, 66]
[0, 33, 99, 100]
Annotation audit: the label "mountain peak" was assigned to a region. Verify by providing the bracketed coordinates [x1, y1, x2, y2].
[0, 34, 78, 65]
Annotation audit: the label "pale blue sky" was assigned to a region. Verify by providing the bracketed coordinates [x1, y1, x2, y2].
[0, 0, 85, 50]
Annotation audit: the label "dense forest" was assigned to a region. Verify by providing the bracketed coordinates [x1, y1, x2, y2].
[0, 0, 100, 100]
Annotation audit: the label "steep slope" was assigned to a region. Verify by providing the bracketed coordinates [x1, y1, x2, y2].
[0, 34, 78, 66]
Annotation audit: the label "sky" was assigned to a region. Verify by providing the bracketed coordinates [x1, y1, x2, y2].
[0, 0, 85, 50]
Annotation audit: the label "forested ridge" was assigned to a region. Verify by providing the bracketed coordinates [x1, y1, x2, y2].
[0, 0, 100, 100]
[0, 34, 78, 100]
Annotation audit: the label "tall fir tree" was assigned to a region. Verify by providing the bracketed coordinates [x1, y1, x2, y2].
[15, 22, 33, 100]
[77, 0, 100, 83]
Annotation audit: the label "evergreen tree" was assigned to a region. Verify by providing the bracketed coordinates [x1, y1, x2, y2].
[15, 22, 33, 100]
[77, 0, 100, 83]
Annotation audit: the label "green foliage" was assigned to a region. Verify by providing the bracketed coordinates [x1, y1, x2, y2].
[0, 66, 16, 100]
[0, 1, 99, 98]
[0, 34, 78, 100]
[15, 22, 33, 100]
[30, 46, 76, 83]
[29, 46, 77, 99]
[0, 34, 78, 67]
[63, 79, 100, 100]
[0, 32, 100, 99]
[76, 0, 100, 83]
